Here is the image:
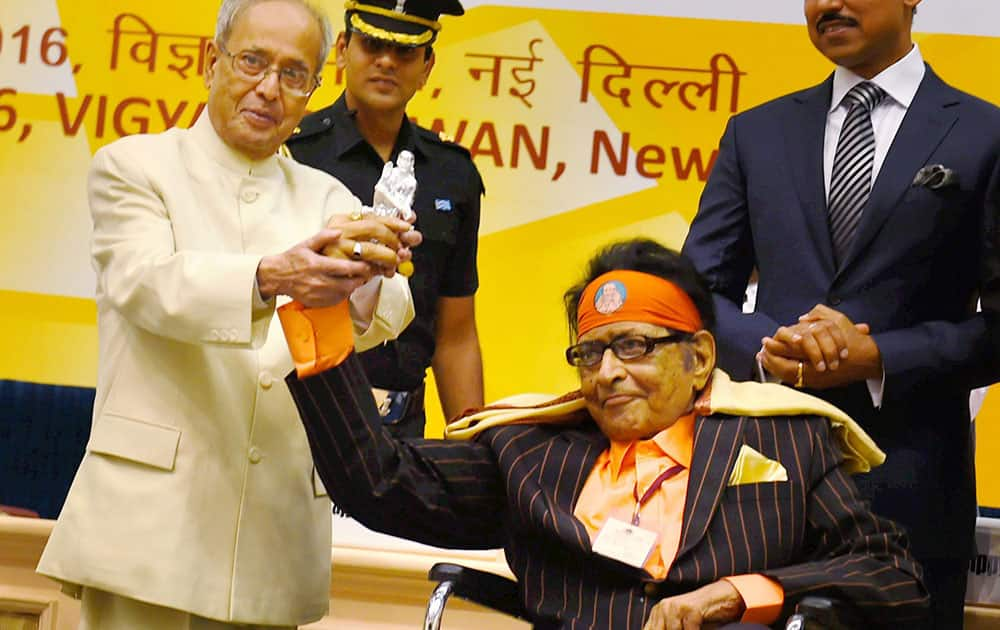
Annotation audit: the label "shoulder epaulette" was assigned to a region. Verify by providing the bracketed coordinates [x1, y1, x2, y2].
[413, 125, 472, 157]
[286, 107, 337, 143]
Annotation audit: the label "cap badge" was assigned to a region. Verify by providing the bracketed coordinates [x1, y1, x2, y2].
[594, 280, 626, 315]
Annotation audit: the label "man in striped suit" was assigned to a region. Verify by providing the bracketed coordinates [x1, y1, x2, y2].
[284, 239, 927, 628]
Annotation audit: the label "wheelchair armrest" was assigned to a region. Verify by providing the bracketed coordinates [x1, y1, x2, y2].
[427, 562, 527, 621]
[785, 596, 865, 630]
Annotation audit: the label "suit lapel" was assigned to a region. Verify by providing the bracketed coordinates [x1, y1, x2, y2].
[674, 415, 744, 562]
[540, 426, 608, 553]
[784, 77, 837, 277]
[837, 66, 960, 274]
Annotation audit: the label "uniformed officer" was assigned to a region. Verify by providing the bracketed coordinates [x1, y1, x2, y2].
[287, 0, 483, 437]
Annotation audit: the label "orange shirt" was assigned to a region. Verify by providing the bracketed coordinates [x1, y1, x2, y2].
[573, 414, 783, 625]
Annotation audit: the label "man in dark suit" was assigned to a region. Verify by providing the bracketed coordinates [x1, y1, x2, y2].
[682, 1, 1000, 626]
[283, 239, 927, 629]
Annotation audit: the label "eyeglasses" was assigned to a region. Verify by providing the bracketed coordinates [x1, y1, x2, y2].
[218, 43, 321, 97]
[565, 333, 693, 368]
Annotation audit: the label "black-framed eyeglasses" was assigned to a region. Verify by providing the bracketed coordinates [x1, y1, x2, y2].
[565, 333, 693, 368]
[218, 43, 321, 97]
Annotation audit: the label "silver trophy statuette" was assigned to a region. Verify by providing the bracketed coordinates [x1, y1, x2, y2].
[364, 150, 417, 276]
[368, 150, 417, 222]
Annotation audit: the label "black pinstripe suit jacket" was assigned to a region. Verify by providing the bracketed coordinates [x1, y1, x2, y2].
[287, 356, 928, 629]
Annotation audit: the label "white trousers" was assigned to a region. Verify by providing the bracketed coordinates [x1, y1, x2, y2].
[79, 588, 296, 630]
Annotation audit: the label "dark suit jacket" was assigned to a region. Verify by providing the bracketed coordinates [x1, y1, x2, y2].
[287, 357, 927, 629]
[682, 66, 1000, 562]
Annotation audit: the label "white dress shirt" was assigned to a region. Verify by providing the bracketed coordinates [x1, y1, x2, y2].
[824, 44, 926, 194]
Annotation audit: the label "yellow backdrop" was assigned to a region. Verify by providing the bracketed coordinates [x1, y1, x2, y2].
[2, 2, 999, 502]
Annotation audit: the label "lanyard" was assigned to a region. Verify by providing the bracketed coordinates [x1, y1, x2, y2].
[631, 464, 685, 526]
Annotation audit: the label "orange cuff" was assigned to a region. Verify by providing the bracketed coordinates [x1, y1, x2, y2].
[723, 574, 784, 625]
[277, 300, 355, 378]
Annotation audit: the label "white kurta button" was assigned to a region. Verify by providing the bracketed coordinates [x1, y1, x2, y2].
[241, 189, 259, 203]
[248, 446, 262, 464]
[259, 371, 273, 389]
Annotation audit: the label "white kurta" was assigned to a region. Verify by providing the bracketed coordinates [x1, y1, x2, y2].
[37, 114, 413, 625]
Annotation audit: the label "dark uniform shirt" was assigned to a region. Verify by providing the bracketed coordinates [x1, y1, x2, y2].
[286, 93, 483, 392]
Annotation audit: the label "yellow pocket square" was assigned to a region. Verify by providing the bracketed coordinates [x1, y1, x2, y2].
[727, 445, 788, 486]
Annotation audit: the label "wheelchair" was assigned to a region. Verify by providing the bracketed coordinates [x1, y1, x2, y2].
[424, 562, 862, 630]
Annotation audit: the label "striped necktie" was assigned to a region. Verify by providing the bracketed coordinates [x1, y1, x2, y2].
[828, 81, 886, 265]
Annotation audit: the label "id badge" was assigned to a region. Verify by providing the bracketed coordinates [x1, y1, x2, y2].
[591, 517, 658, 569]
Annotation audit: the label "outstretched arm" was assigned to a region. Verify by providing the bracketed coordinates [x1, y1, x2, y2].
[286, 352, 506, 550]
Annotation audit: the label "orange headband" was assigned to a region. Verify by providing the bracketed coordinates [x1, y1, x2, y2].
[577, 270, 702, 337]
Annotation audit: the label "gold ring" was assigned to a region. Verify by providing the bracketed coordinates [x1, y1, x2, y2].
[794, 361, 804, 388]
[350, 207, 363, 221]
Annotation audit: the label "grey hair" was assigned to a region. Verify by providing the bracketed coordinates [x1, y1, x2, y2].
[215, 0, 334, 72]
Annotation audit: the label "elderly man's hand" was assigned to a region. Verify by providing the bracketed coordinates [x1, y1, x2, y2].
[256, 228, 373, 307]
[642, 579, 744, 630]
[324, 214, 422, 277]
[759, 304, 881, 389]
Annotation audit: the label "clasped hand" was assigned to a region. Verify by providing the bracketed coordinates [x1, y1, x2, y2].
[321, 214, 421, 269]
[256, 214, 422, 308]
[757, 304, 881, 389]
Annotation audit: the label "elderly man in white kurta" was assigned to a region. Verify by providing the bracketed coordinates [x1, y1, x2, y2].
[36, 1, 420, 628]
